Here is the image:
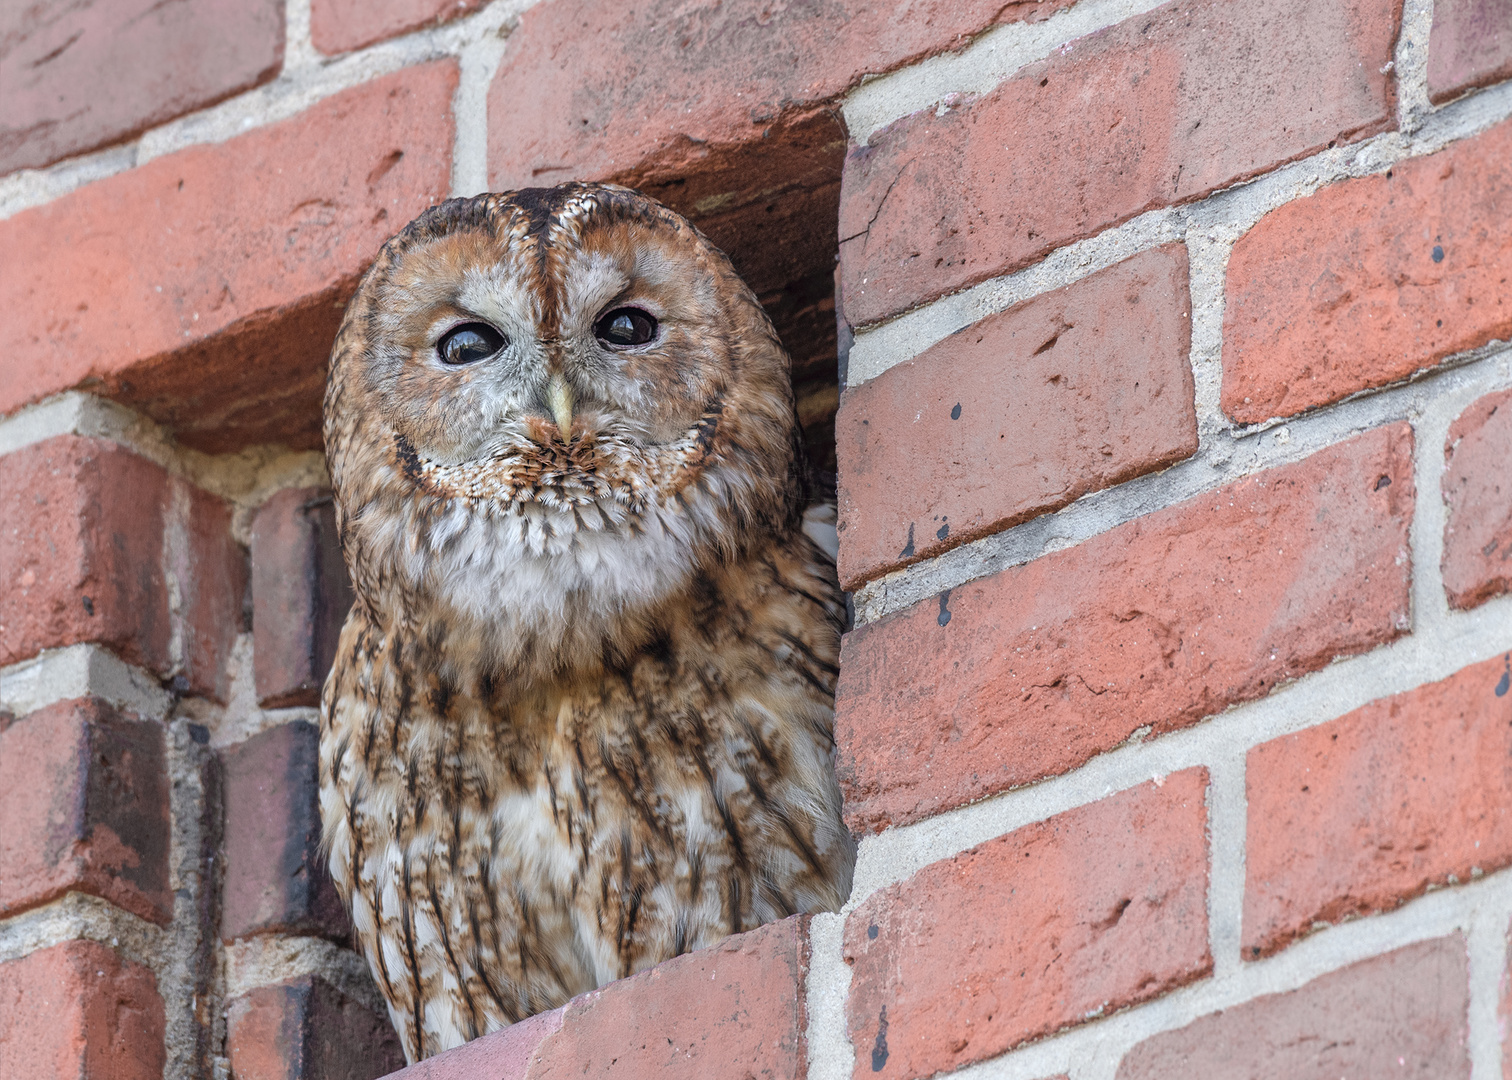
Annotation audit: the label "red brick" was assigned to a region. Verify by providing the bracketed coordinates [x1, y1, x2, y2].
[1427, 0, 1512, 102]
[836, 244, 1196, 590]
[846, 771, 1210, 1080]
[0, 698, 170, 924]
[380, 1007, 564, 1080]
[251, 489, 353, 709]
[221, 721, 347, 941]
[0, 0, 284, 174]
[836, 424, 1414, 833]
[1245, 652, 1512, 958]
[1442, 388, 1512, 610]
[0, 62, 457, 453]
[383, 915, 809, 1079]
[487, 0, 1072, 301]
[1222, 120, 1512, 424]
[312, 0, 487, 55]
[0, 436, 170, 672]
[174, 480, 248, 703]
[1116, 936, 1470, 1079]
[0, 940, 165, 1080]
[838, 0, 1400, 328]
[226, 976, 404, 1080]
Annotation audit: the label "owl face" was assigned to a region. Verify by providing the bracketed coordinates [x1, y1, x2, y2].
[325, 185, 804, 674]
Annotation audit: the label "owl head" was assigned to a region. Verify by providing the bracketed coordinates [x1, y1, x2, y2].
[324, 184, 808, 675]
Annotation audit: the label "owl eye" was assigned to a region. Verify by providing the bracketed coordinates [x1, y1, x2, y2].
[594, 307, 658, 348]
[438, 322, 507, 366]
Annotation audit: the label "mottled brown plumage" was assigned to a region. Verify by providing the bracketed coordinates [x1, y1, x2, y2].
[319, 183, 854, 1062]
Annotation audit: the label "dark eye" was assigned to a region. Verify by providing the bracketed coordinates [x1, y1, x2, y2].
[594, 307, 658, 348]
[438, 322, 506, 366]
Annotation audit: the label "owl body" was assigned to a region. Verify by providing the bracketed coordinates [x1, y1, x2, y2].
[319, 185, 854, 1062]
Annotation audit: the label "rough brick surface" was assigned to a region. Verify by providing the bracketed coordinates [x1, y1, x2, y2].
[847, 772, 1211, 1080]
[226, 976, 404, 1080]
[1116, 936, 1470, 1079]
[1223, 119, 1512, 423]
[0, 61, 457, 452]
[1442, 388, 1512, 609]
[174, 480, 248, 702]
[0, 940, 166, 1080]
[1246, 652, 1512, 957]
[0, 0, 284, 174]
[839, 0, 1400, 327]
[222, 721, 347, 941]
[1427, 0, 1512, 102]
[386, 915, 809, 1080]
[312, 0, 486, 55]
[0, 435, 170, 672]
[836, 244, 1196, 589]
[251, 489, 354, 708]
[0, 698, 170, 925]
[836, 424, 1414, 832]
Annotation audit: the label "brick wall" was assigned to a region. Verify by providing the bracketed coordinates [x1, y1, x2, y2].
[1, 1, 1508, 1079]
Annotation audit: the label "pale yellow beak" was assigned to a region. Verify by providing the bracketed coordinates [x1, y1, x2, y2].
[545, 373, 574, 442]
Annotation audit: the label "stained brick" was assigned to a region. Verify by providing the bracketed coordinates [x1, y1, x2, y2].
[226, 976, 404, 1080]
[0, 940, 165, 1080]
[838, 0, 1400, 328]
[846, 772, 1210, 1080]
[251, 488, 354, 708]
[487, 0, 1072, 301]
[1222, 119, 1512, 423]
[1442, 388, 1512, 610]
[0, 61, 457, 452]
[174, 480, 248, 703]
[221, 721, 347, 941]
[0, 436, 170, 673]
[1116, 936, 1470, 1079]
[0, 0, 284, 174]
[1246, 652, 1512, 958]
[836, 424, 1414, 833]
[1427, 0, 1512, 102]
[312, 0, 487, 55]
[0, 697, 170, 924]
[836, 244, 1196, 590]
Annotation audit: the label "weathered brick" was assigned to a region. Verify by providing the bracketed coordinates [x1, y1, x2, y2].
[0, 61, 457, 452]
[1503, 915, 1512, 1080]
[1223, 119, 1512, 424]
[221, 721, 347, 941]
[226, 976, 404, 1080]
[1116, 936, 1470, 1079]
[380, 1007, 564, 1080]
[836, 424, 1414, 833]
[0, 698, 170, 924]
[312, 0, 487, 55]
[0, 940, 166, 1080]
[251, 488, 353, 709]
[174, 480, 248, 702]
[0, 436, 170, 673]
[1427, 0, 1512, 102]
[839, 0, 1400, 328]
[847, 771, 1210, 1080]
[0, 0, 284, 174]
[1246, 652, 1512, 958]
[487, 0, 1071, 302]
[836, 244, 1196, 589]
[1442, 388, 1512, 610]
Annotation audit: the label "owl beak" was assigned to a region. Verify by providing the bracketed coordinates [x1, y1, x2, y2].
[545, 373, 574, 442]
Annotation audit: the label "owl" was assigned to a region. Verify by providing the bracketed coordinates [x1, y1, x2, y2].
[318, 183, 855, 1062]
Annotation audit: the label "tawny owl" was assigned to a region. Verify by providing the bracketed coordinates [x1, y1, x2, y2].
[318, 182, 855, 1062]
